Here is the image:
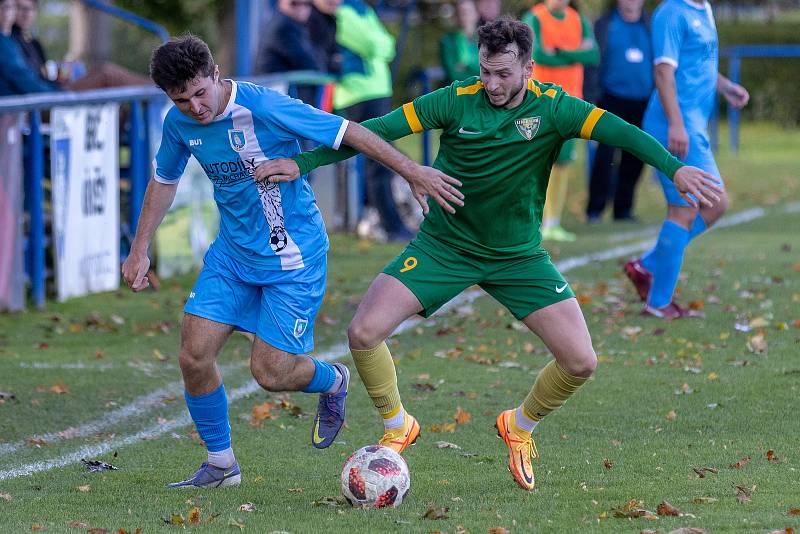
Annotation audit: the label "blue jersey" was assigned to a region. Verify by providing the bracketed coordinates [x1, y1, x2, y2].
[643, 0, 718, 134]
[154, 81, 348, 270]
[601, 9, 653, 101]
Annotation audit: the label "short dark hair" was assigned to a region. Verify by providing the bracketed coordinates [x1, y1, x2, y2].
[150, 35, 216, 93]
[477, 17, 533, 64]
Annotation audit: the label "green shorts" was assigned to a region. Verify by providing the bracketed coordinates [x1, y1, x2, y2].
[383, 238, 575, 320]
[556, 138, 577, 163]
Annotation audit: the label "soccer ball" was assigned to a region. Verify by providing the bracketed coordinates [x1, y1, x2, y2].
[269, 226, 288, 252]
[341, 445, 411, 508]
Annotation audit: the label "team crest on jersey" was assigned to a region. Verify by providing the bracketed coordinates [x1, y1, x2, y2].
[515, 116, 541, 141]
[293, 318, 309, 338]
[228, 129, 246, 152]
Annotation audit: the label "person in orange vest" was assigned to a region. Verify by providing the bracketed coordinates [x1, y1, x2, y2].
[522, 0, 599, 242]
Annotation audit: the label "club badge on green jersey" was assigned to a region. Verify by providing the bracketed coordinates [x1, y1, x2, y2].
[515, 116, 541, 141]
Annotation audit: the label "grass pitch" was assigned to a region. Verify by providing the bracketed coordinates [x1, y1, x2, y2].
[0, 122, 798, 533]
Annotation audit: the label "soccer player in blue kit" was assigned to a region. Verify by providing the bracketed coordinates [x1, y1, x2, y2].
[121, 36, 463, 488]
[624, 0, 748, 318]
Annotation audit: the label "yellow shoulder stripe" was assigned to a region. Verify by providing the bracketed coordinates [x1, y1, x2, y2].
[402, 103, 423, 133]
[528, 79, 542, 96]
[544, 88, 557, 98]
[579, 108, 606, 139]
[456, 80, 484, 95]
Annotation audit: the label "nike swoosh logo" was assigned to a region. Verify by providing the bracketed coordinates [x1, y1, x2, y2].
[555, 283, 568, 294]
[518, 451, 534, 484]
[312, 416, 325, 445]
[458, 127, 481, 135]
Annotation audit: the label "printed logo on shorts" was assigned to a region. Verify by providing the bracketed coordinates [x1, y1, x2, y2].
[515, 116, 540, 141]
[228, 129, 246, 152]
[293, 318, 309, 338]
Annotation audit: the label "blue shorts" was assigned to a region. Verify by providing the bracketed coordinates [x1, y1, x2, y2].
[648, 127, 724, 207]
[184, 245, 326, 354]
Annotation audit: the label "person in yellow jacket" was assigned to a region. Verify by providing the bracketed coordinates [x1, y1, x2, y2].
[522, 0, 599, 241]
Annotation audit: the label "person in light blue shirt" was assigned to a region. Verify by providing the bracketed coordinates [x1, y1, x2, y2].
[624, 0, 749, 319]
[585, 0, 653, 222]
[121, 35, 463, 488]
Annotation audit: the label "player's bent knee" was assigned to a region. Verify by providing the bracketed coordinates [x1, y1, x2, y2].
[250, 359, 283, 391]
[560, 349, 597, 378]
[347, 320, 381, 351]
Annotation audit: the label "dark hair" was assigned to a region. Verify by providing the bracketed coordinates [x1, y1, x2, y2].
[477, 16, 533, 64]
[150, 35, 215, 93]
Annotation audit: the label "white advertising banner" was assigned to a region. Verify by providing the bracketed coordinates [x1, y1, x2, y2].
[51, 104, 120, 301]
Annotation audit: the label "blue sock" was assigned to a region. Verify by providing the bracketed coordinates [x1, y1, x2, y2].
[185, 384, 231, 453]
[302, 357, 337, 393]
[688, 214, 708, 241]
[647, 220, 690, 309]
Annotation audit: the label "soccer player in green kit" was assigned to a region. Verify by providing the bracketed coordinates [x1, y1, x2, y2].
[256, 17, 721, 491]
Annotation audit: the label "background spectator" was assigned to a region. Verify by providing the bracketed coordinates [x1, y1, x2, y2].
[440, 0, 480, 83]
[10, 0, 45, 78]
[522, 0, 599, 242]
[308, 0, 342, 76]
[476, 0, 500, 26]
[0, 0, 58, 96]
[584, 0, 653, 223]
[335, 0, 414, 241]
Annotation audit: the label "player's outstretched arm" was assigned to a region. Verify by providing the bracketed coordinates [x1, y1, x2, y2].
[255, 118, 464, 214]
[121, 179, 178, 292]
[588, 111, 722, 208]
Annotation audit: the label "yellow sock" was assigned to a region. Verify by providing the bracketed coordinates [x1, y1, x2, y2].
[350, 342, 402, 420]
[522, 360, 588, 423]
[542, 164, 570, 226]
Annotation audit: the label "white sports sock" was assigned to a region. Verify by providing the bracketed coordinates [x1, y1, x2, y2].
[383, 405, 406, 430]
[325, 366, 346, 394]
[207, 447, 236, 469]
[542, 218, 560, 230]
[515, 405, 538, 433]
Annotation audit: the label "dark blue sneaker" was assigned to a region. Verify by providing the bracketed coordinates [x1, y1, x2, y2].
[311, 363, 349, 449]
[166, 461, 241, 488]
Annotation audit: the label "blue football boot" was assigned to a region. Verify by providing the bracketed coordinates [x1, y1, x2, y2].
[311, 363, 350, 449]
[166, 461, 241, 488]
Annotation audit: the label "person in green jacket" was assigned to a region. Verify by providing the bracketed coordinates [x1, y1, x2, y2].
[440, 0, 481, 83]
[335, 0, 414, 241]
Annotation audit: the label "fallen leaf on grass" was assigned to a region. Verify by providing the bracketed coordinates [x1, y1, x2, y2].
[621, 326, 642, 340]
[611, 499, 657, 519]
[666, 410, 677, 421]
[31, 525, 43, 531]
[657, 501, 682, 516]
[729, 456, 751, 469]
[675, 383, 694, 395]
[435, 441, 461, 449]
[668, 529, 711, 534]
[422, 505, 449, 520]
[49, 382, 69, 394]
[749, 317, 770, 328]
[767, 450, 781, 462]
[692, 467, 718, 478]
[603, 458, 613, 470]
[67, 521, 89, 529]
[81, 459, 118, 472]
[163, 514, 184, 526]
[288, 488, 303, 493]
[789, 508, 800, 516]
[152, 349, 168, 362]
[692, 497, 718, 504]
[767, 529, 794, 534]
[734, 484, 752, 504]
[0, 391, 15, 401]
[689, 300, 705, 310]
[188, 507, 201, 525]
[428, 422, 456, 433]
[239, 502, 256, 512]
[251, 401, 278, 424]
[76, 484, 90, 492]
[411, 383, 437, 392]
[488, 528, 511, 534]
[312, 496, 347, 507]
[747, 335, 768, 354]
[227, 517, 246, 530]
[454, 406, 471, 425]
[0, 492, 10, 502]
[26, 438, 47, 448]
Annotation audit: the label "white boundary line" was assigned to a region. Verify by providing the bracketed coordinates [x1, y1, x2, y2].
[0, 205, 777, 481]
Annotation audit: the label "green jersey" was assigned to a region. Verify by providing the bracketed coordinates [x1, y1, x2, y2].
[295, 77, 683, 259]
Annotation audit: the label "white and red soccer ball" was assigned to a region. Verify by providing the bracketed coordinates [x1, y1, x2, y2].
[341, 445, 411, 508]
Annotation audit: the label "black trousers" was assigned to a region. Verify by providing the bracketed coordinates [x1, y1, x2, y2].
[586, 94, 649, 219]
[339, 97, 410, 236]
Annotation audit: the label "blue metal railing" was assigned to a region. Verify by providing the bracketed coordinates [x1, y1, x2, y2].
[0, 72, 333, 308]
[79, 0, 169, 43]
[717, 44, 800, 152]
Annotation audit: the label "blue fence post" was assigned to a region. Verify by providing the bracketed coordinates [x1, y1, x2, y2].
[129, 100, 147, 236]
[236, 0, 252, 77]
[28, 111, 45, 308]
[728, 55, 741, 153]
